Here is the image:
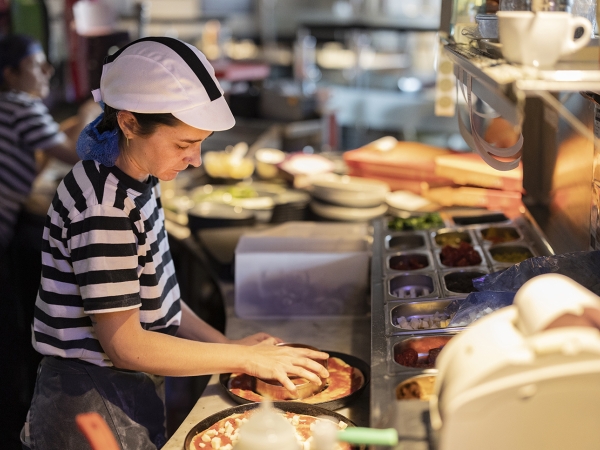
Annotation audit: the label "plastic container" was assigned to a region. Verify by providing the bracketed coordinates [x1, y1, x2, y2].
[234, 400, 300, 450]
[72, 1, 116, 36]
[235, 222, 370, 317]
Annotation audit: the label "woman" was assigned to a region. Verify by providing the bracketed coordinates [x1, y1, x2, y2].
[23, 37, 329, 449]
[0, 34, 94, 450]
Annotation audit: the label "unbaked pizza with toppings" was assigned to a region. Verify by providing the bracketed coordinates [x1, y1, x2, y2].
[189, 410, 351, 450]
[227, 356, 364, 404]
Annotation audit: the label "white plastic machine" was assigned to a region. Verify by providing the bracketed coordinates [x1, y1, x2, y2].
[429, 273, 600, 450]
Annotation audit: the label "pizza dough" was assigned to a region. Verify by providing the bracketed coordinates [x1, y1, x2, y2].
[228, 357, 364, 404]
[189, 410, 351, 450]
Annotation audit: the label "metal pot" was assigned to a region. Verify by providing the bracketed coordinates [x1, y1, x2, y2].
[476, 13, 499, 39]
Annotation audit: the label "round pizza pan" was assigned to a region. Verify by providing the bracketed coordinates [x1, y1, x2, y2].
[184, 401, 359, 450]
[219, 350, 370, 411]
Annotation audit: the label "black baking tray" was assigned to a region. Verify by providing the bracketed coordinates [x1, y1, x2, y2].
[184, 401, 361, 450]
[218, 350, 370, 410]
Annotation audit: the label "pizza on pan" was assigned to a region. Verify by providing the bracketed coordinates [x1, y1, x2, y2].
[228, 356, 364, 404]
[189, 410, 351, 450]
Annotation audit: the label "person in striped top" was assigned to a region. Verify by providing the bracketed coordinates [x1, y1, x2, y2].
[23, 37, 329, 450]
[0, 34, 95, 450]
[0, 35, 82, 250]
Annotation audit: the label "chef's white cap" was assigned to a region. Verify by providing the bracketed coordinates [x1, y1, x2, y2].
[92, 37, 235, 131]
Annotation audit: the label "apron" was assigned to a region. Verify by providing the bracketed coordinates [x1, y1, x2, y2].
[21, 356, 167, 450]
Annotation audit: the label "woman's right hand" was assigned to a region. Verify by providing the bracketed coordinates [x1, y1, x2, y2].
[241, 341, 330, 393]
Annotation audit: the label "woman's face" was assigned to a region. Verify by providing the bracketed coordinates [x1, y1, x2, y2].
[125, 119, 213, 182]
[6, 51, 54, 98]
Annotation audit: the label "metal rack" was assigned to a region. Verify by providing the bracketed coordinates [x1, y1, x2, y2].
[444, 41, 600, 140]
[369, 211, 554, 449]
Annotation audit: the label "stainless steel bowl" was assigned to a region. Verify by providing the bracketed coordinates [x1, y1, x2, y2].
[476, 13, 498, 39]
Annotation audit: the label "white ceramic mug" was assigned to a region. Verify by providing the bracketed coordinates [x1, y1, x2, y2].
[497, 11, 592, 68]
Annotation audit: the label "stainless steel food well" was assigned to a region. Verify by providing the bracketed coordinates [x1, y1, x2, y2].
[387, 333, 455, 374]
[385, 250, 433, 274]
[439, 268, 489, 297]
[475, 225, 523, 247]
[449, 212, 510, 227]
[386, 272, 440, 302]
[394, 372, 438, 402]
[435, 244, 488, 270]
[430, 228, 476, 249]
[484, 243, 537, 268]
[385, 299, 466, 336]
[384, 231, 429, 253]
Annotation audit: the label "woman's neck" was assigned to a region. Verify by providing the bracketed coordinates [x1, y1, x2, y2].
[115, 150, 149, 182]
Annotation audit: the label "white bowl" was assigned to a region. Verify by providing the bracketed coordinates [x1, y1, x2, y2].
[255, 148, 286, 179]
[310, 199, 388, 222]
[309, 174, 389, 207]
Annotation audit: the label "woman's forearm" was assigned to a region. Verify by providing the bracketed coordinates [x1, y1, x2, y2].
[114, 331, 250, 376]
[95, 307, 239, 375]
[93, 308, 329, 390]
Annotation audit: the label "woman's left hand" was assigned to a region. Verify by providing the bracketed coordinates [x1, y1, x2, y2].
[228, 332, 283, 346]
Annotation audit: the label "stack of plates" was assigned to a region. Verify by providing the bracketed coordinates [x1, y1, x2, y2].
[308, 173, 389, 221]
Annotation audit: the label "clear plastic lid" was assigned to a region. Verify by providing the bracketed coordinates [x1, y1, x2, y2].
[233, 400, 300, 450]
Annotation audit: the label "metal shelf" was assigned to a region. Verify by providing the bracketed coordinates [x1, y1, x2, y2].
[445, 42, 600, 95]
[443, 41, 600, 141]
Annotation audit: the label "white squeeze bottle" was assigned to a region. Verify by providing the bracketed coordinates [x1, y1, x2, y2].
[233, 400, 300, 450]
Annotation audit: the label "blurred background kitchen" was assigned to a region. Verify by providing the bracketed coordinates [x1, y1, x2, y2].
[6, 0, 600, 442]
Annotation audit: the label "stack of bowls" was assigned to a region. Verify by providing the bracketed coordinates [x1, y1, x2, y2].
[308, 173, 389, 221]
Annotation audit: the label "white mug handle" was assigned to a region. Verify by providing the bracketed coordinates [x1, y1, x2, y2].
[562, 16, 592, 55]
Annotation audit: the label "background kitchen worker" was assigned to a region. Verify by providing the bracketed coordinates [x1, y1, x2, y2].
[0, 33, 98, 450]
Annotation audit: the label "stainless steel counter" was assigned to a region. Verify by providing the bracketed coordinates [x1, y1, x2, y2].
[162, 282, 371, 450]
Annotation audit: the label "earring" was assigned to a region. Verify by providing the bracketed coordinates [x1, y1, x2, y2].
[126, 137, 129, 148]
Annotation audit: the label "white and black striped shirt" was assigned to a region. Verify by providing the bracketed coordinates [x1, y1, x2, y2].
[33, 160, 182, 366]
[0, 91, 66, 249]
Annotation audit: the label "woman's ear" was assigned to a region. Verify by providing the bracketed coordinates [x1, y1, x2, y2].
[116, 110, 137, 139]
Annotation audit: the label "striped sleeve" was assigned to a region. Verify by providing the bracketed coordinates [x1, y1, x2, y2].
[15, 101, 66, 150]
[69, 205, 143, 313]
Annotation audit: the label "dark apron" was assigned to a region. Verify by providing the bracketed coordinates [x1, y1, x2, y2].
[22, 356, 167, 450]
[0, 210, 46, 450]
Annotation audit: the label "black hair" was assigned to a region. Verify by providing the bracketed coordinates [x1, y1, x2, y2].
[0, 34, 43, 89]
[96, 104, 181, 141]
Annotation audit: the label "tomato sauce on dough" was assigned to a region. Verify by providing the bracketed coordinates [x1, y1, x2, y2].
[228, 357, 363, 404]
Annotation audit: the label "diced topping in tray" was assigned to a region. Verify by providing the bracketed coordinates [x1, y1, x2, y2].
[396, 312, 451, 330]
[434, 231, 471, 247]
[481, 227, 520, 244]
[393, 336, 453, 369]
[388, 213, 444, 231]
[490, 246, 533, 263]
[394, 346, 445, 369]
[396, 375, 437, 401]
[440, 242, 482, 267]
